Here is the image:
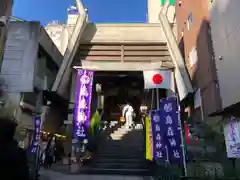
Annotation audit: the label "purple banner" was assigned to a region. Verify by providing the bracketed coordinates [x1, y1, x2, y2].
[160, 97, 184, 164]
[29, 115, 42, 153]
[151, 110, 167, 162]
[150, 97, 184, 165]
[73, 69, 94, 144]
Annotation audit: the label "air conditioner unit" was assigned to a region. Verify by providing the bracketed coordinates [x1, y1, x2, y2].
[0, 16, 7, 27]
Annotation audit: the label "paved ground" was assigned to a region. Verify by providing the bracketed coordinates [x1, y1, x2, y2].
[39, 169, 151, 180]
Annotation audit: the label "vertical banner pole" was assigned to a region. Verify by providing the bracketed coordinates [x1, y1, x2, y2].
[151, 89, 154, 110]
[156, 89, 160, 109]
[176, 94, 187, 176]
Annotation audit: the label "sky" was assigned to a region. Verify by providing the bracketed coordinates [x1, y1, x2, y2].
[13, 0, 147, 26]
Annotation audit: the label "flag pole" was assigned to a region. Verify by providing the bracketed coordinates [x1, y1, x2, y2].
[176, 94, 188, 176]
[156, 89, 160, 109]
[151, 89, 154, 110]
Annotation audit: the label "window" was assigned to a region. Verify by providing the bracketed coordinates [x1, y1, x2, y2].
[187, 12, 193, 30]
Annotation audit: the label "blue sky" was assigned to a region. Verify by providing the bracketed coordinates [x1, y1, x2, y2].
[13, 0, 147, 26]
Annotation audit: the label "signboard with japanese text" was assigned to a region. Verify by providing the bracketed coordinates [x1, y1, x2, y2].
[150, 97, 184, 165]
[73, 69, 94, 147]
[160, 97, 184, 164]
[224, 118, 240, 158]
[151, 110, 167, 162]
[29, 115, 42, 153]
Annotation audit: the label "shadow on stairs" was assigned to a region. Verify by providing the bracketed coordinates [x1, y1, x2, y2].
[79, 122, 152, 176]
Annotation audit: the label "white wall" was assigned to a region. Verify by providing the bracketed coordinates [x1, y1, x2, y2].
[210, 0, 240, 109]
[147, 0, 175, 24]
[45, 24, 66, 55]
[45, 13, 78, 55]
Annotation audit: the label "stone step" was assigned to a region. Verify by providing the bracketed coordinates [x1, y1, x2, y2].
[93, 157, 146, 164]
[98, 148, 144, 153]
[78, 167, 151, 176]
[102, 142, 144, 148]
[99, 148, 145, 154]
[90, 161, 149, 169]
[96, 153, 143, 159]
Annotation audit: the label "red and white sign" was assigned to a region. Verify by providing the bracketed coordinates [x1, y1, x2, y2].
[143, 70, 173, 89]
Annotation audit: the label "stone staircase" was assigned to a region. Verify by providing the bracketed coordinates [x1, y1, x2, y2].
[80, 121, 151, 176]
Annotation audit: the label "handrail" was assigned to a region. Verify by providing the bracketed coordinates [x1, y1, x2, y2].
[51, 0, 87, 95]
[159, 0, 193, 100]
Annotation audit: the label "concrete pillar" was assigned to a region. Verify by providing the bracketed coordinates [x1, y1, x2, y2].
[64, 71, 76, 154]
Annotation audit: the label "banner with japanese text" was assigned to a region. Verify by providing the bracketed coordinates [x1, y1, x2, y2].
[145, 115, 153, 160]
[151, 110, 168, 161]
[224, 117, 240, 158]
[150, 97, 184, 165]
[29, 115, 42, 153]
[73, 69, 94, 146]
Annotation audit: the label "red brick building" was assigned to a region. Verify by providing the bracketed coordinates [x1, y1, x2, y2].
[175, 0, 221, 120]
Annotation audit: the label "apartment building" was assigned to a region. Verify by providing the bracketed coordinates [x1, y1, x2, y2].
[176, 0, 222, 121]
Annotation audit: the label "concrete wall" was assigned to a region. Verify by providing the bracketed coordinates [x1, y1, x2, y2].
[81, 23, 166, 43]
[210, 0, 240, 109]
[147, 0, 175, 24]
[45, 23, 68, 55]
[39, 26, 63, 66]
[176, 0, 221, 116]
[1, 21, 40, 93]
[0, 0, 13, 71]
[148, 0, 162, 23]
[45, 13, 78, 56]
[0, 21, 63, 134]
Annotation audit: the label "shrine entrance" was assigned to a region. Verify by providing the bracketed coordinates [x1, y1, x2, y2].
[94, 71, 143, 122]
[93, 70, 167, 122]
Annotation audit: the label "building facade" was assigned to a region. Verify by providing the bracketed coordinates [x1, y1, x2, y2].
[45, 6, 79, 55]
[0, 21, 64, 145]
[0, 0, 13, 70]
[176, 0, 222, 121]
[210, 0, 240, 117]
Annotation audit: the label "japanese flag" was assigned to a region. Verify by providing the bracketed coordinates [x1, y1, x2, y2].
[143, 70, 173, 90]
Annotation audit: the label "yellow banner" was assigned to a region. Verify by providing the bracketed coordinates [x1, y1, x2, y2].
[145, 115, 153, 161]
